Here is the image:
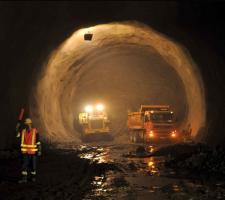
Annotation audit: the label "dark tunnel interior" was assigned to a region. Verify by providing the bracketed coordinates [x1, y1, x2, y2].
[1, 2, 225, 148]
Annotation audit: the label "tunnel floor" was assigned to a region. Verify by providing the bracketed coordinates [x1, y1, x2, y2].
[1, 141, 225, 200]
[80, 143, 225, 200]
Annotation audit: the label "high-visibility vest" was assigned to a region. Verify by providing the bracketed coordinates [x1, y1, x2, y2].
[20, 128, 38, 154]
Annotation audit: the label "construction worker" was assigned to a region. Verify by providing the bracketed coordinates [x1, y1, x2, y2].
[16, 118, 41, 183]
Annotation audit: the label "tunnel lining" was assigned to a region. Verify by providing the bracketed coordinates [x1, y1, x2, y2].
[31, 22, 206, 142]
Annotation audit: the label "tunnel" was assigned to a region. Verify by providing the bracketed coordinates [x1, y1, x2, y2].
[30, 22, 206, 143]
[1, 2, 225, 149]
[2, 3, 225, 200]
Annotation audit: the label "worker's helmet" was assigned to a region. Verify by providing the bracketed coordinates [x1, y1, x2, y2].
[24, 118, 32, 125]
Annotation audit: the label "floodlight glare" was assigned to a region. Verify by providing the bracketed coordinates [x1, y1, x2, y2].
[96, 104, 104, 111]
[85, 105, 93, 113]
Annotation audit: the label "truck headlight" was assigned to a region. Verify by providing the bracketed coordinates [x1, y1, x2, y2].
[171, 131, 176, 138]
[96, 104, 104, 111]
[85, 105, 93, 113]
[149, 131, 154, 138]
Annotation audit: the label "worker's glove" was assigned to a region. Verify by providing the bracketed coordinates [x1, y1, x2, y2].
[16, 132, 20, 138]
[15, 121, 21, 130]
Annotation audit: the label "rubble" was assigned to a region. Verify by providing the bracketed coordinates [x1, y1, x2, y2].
[158, 143, 225, 179]
[136, 146, 146, 155]
[112, 177, 129, 187]
[123, 146, 153, 158]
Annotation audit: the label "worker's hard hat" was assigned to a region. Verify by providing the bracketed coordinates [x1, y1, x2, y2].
[24, 118, 32, 124]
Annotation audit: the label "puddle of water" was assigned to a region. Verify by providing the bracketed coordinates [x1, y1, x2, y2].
[78, 146, 113, 164]
[79, 144, 225, 200]
[148, 185, 161, 193]
[146, 145, 155, 153]
[146, 157, 159, 175]
[91, 175, 109, 197]
[172, 184, 181, 192]
[84, 171, 131, 199]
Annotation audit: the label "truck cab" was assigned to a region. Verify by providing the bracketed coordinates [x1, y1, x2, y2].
[128, 105, 180, 143]
[143, 109, 177, 142]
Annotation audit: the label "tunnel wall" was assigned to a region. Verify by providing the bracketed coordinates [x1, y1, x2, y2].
[31, 22, 205, 142]
[1, 2, 225, 148]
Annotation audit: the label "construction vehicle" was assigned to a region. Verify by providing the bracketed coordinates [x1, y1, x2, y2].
[79, 104, 110, 139]
[127, 105, 182, 143]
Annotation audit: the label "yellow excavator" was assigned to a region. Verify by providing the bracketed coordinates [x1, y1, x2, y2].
[79, 104, 110, 139]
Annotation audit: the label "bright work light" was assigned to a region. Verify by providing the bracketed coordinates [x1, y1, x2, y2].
[96, 104, 104, 111]
[85, 105, 93, 113]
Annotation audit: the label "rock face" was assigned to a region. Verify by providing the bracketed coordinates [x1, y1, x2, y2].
[1, 2, 225, 148]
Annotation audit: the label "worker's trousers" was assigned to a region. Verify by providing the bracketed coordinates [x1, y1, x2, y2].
[21, 154, 37, 177]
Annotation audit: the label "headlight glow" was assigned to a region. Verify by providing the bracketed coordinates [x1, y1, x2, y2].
[85, 105, 93, 113]
[149, 131, 154, 137]
[96, 104, 104, 111]
[171, 130, 176, 138]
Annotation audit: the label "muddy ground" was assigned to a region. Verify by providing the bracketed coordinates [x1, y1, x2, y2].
[1, 141, 225, 200]
[0, 146, 114, 200]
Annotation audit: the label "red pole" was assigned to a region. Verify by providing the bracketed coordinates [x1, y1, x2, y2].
[16, 108, 25, 132]
[18, 108, 25, 121]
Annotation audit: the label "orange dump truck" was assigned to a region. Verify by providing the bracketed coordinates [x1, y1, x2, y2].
[127, 105, 181, 143]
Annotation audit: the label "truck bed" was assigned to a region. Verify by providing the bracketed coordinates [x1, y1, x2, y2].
[127, 112, 144, 130]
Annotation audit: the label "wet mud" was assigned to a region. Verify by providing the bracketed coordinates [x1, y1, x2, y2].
[1, 142, 225, 200]
[80, 142, 225, 200]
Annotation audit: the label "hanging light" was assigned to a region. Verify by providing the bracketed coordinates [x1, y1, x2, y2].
[84, 31, 93, 41]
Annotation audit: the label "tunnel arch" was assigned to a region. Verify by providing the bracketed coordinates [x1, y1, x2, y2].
[31, 21, 206, 143]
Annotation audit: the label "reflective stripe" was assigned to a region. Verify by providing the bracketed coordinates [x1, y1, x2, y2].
[31, 129, 36, 146]
[22, 171, 28, 176]
[21, 130, 25, 146]
[21, 144, 37, 148]
[21, 148, 38, 152]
